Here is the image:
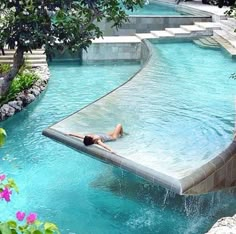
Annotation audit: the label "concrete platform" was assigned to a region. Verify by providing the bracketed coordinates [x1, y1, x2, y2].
[43, 40, 236, 195]
[92, 36, 141, 43]
[165, 27, 191, 36]
[151, 30, 174, 38]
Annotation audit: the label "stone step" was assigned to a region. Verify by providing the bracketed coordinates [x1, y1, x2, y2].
[199, 37, 219, 45]
[180, 25, 206, 32]
[135, 33, 156, 40]
[150, 30, 174, 38]
[193, 39, 217, 48]
[213, 35, 236, 57]
[202, 36, 219, 45]
[214, 29, 236, 47]
[165, 27, 191, 36]
[30, 63, 48, 67]
[194, 22, 221, 30]
[92, 36, 141, 43]
[0, 54, 47, 60]
[1, 50, 45, 55]
[193, 37, 220, 48]
[180, 25, 212, 36]
[220, 19, 236, 29]
[0, 59, 47, 64]
[218, 22, 236, 34]
[227, 17, 236, 24]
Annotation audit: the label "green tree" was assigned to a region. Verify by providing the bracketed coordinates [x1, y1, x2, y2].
[0, 0, 143, 97]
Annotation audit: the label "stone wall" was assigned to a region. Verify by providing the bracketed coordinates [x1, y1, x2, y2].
[82, 40, 141, 63]
[0, 66, 50, 121]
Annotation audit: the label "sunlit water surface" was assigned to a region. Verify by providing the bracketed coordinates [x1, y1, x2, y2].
[126, 2, 189, 15]
[55, 42, 236, 179]
[0, 45, 236, 234]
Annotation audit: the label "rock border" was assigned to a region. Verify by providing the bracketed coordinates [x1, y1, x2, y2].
[0, 65, 50, 121]
[206, 214, 236, 233]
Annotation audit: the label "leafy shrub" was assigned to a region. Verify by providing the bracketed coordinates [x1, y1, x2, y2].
[0, 71, 39, 106]
[0, 64, 11, 75]
[0, 128, 7, 147]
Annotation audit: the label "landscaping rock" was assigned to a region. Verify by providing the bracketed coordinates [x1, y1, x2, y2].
[206, 214, 236, 234]
[8, 101, 22, 111]
[0, 104, 15, 118]
[0, 65, 50, 121]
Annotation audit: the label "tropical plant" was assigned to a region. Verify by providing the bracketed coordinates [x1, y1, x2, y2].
[0, 213, 59, 234]
[176, 0, 235, 7]
[0, 0, 144, 97]
[0, 64, 11, 76]
[0, 68, 39, 106]
[0, 128, 6, 146]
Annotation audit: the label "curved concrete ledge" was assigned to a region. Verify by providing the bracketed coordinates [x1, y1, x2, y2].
[43, 40, 236, 195]
[43, 127, 182, 194]
[181, 140, 236, 194]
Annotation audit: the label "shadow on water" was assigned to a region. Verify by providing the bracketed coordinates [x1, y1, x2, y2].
[90, 166, 236, 233]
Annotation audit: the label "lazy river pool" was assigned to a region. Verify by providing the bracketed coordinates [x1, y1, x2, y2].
[125, 2, 190, 15]
[1, 42, 236, 233]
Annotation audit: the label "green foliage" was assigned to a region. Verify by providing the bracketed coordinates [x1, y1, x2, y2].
[7, 178, 19, 193]
[0, 64, 11, 75]
[0, 128, 6, 147]
[0, 221, 59, 234]
[0, 0, 144, 95]
[225, 2, 236, 16]
[0, 69, 39, 106]
[0, 0, 144, 54]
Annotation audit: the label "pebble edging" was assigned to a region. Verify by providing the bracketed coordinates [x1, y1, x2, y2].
[0, 65, 50, 121]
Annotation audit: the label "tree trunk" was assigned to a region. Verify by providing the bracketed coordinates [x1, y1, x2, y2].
[0, 47, 25, 97]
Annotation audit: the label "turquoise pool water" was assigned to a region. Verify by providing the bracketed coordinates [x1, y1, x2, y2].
[55, 42, 236, 179]
[126, 2, 189, 15]
[0, 43, 236, 234]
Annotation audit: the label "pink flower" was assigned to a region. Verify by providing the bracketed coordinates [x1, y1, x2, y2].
[0, 174, 6, 181]
[0, 187, 12, 202]
[26, 213, 37, 224]
[16, 211, 25, 221]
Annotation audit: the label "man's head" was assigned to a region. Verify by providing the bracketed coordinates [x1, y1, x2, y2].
[83, 136, 94, 146]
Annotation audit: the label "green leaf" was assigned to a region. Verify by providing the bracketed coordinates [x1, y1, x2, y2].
[45, 230, 53, 234]
[44, 223, 58, 231]
[23, 231, 31, 234]
[7, 178, 19, 193]
[6, 220, 17, 229]
[0, 128, 6, 147]
[11, 229, 17, 234]
[34, 220, 42, 228]
[0, 223, 12, 234]
[32, 231, 43, 234]
[18, 224, 28, 232]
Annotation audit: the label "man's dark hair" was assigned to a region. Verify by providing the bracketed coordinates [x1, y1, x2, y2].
[83, 136, 94, 146]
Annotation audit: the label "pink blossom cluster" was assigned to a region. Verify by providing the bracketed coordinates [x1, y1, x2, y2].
[16, 211, 37, 224]
[0, 174, 12, 202]
[1, 174, 38, 226]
